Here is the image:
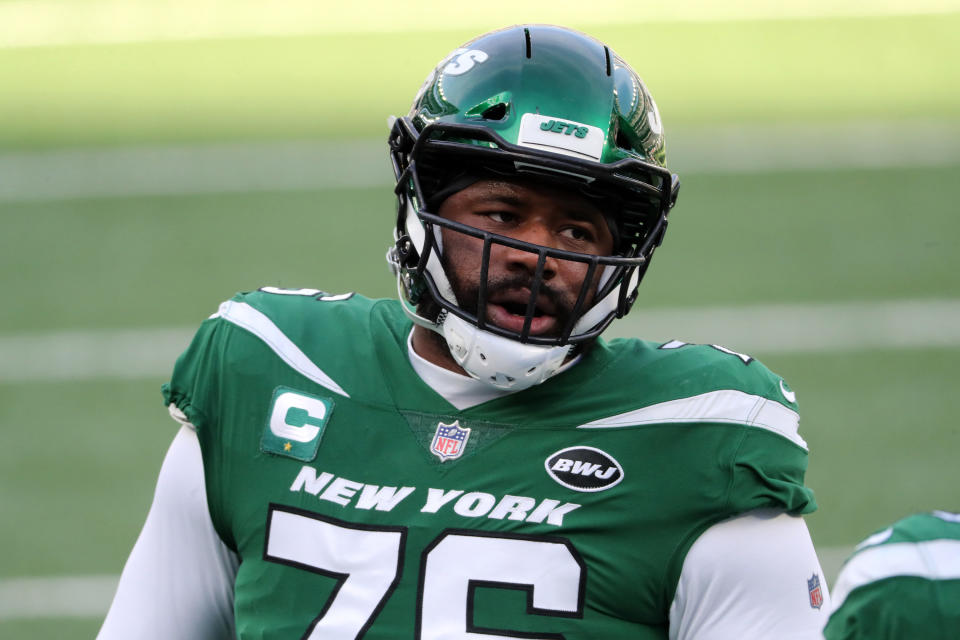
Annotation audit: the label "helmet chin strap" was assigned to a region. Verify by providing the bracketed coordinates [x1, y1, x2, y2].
[438, 313, 572, 391]
[393, 275, 572, 392]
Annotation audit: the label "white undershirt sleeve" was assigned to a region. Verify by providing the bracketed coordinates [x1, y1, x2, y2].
[98, 425, 239, 640]
[669, 509, 830, 640]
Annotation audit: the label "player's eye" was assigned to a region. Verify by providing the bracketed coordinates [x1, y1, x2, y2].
[560, 225, 595, 243]
[481, 210, 517, 224]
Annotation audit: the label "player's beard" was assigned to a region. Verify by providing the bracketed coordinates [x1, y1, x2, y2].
[418, 251, 581, 341]
[415, 253, 601, 368]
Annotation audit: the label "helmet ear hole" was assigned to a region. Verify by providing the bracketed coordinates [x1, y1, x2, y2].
[480, 103, 508, 121]
[464, 91, 512, 121]
[614, 125, 633, 152]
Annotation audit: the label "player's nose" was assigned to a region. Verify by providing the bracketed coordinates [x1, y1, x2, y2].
[500, 224, 559, 279]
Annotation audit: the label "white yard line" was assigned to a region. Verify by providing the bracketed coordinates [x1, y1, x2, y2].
[0, 139, 393, 203]
[0, 575, 119, 620]
[0, 544, 856, 620]
[1, 299, 958, 383]
[0, 327, 196, 383]
[607, 298, 960, 352]
[1, 122, 958, 203]
[2, 1, 958, 49]
[666, 121, 960, 173]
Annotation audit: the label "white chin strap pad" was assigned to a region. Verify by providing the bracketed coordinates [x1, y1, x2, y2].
[441, 313, 572, 391]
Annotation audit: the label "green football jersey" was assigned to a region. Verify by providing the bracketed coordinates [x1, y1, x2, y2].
[162, 288, 814, 639]
[824, 511, 960, 639]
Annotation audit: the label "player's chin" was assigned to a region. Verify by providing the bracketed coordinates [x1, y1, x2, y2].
[486, 303, 559, 336]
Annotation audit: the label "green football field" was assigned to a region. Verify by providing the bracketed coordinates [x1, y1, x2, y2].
[1, 6, 959, 637]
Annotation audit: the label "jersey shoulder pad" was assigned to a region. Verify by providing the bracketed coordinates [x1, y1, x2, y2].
[596, 338, 800, 428]
[845, 511, 960, 559]
[652, 338, 796, 405]
[585, 338, 814, 515]
[883, 510, 960, 544]
[162, 287, 387, 427]
[161, 305, 229, 430]
[218, 287, 392, 394]
[231, 287, 373, 327]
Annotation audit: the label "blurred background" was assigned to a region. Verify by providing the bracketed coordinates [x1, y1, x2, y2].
[1, 0, 958, 636]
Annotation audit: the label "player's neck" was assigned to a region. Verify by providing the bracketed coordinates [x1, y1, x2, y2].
[411, 325, 469, 376]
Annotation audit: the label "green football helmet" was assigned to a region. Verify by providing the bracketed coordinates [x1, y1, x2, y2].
[387, 24, 680, 389]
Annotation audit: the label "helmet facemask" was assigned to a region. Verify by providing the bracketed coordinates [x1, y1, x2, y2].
[389, 118, 675, 346]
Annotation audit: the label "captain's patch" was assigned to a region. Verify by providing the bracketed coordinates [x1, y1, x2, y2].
[261, 386, 334, 462]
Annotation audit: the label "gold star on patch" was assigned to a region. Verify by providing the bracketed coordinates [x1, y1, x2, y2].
[284, 442, 292, 452]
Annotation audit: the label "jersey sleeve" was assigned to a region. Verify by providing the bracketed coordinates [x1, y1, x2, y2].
[160, 305, 239, 547]
[161, 311, 229, 433]
[724, 367, 816, 517]
[729, 413, 815, 515]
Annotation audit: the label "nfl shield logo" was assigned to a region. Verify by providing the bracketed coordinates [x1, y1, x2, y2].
[431, 420, 471, 462]
[807, 574, 823, 609]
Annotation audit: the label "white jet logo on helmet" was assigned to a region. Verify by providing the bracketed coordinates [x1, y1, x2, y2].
[444, 49, 488, 76]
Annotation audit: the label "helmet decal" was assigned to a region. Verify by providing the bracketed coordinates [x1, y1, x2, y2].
[517, 114, 604, 160]
[443, 49, 489, 76]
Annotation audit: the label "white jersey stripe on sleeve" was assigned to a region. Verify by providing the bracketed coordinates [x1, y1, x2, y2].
[214, 300, 349, 398]
[577, 389, 805, 449]
[829, 539, 960, 613]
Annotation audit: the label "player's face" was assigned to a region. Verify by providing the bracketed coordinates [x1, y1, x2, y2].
[437, 179, 615, 338]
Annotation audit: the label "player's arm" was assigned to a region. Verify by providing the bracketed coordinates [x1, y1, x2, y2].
[669, 509, 829, 640]
[98, 425, 239, 639]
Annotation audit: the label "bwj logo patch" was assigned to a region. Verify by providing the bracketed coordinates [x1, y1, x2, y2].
[545, 446, 623, 492]
[261, 386, 334, 462]
[808, 574, 824, 609]
[431, 420, 471, 462]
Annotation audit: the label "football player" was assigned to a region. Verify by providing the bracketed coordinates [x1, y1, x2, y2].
[100, 25, 829, 639]
[824, 511, 960, 639]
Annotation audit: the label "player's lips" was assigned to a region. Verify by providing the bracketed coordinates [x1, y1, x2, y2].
[486, 289, 558, 335]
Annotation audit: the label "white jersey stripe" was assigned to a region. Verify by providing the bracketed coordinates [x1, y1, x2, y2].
[829, 539, 960, 612]
[578, 389, 806, 449]
[215, 300, 349, 398]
